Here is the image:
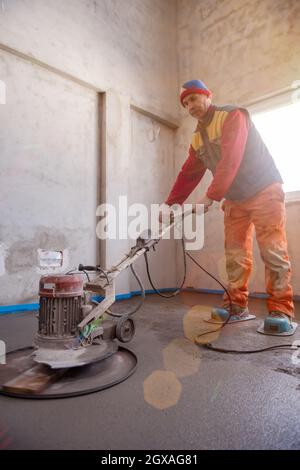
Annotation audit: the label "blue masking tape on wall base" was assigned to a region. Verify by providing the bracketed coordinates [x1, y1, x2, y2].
[0, 303, 40, 314]
[0, 288, 178, 314]
[93, 288, 178, 303]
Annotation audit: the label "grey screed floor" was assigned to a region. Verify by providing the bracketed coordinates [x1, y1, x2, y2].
[0, 292, 299, 450]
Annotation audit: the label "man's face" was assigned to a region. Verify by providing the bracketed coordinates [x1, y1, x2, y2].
[182, 93, 211, 120]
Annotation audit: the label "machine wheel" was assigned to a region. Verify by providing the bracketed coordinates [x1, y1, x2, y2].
[116, 315, 135, 343]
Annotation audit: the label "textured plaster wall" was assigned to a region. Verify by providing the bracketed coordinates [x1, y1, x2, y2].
[0, 0, 178, 304]
[128, 109, 177, 291]
[177, 0, 300, 104]
[0, 0, 178, 117]
[0, 50, 99, 304]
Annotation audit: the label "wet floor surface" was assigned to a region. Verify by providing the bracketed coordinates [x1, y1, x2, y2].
[0, 292, 299, 450]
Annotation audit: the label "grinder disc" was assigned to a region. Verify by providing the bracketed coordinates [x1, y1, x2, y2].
[0, 346, 137, 399]
[32, 340, 118, 369]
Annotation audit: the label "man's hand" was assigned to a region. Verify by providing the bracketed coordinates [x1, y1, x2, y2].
[192, 195, 213, 214]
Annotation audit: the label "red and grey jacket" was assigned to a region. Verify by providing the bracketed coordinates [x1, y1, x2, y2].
[165, 105, 282, 205]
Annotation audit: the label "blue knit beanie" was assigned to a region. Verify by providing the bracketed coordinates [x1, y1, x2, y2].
[180, 79, 212, 106]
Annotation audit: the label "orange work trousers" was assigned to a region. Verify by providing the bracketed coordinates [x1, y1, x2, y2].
[222, 182, 294, 317]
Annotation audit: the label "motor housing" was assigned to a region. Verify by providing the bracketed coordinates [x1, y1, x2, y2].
[35, 274, 83, 348]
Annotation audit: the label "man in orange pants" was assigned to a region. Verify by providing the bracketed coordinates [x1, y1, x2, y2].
[164, 79, 296, 335]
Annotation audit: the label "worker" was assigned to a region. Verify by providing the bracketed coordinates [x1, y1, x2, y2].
[162, 79, 296, 335]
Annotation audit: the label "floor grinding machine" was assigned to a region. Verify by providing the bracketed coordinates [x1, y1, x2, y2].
[0, 215, 177, 399]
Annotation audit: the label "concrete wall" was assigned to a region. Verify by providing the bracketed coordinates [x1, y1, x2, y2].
[0, 0, 178, 305]
[175, 0, 300, 296]
[1, 0, 300, 305]
[102, 97, 178, 296]
[0, 0, 178, 117]
[128, 109, 178, 292]
[0, 49, 99, 304]
[177, 0, 300, 105]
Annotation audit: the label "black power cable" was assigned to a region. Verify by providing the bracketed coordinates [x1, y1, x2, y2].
[144, 237, 298, 354]
[185, 252, 299, 352]
[144, 238, 187, 298]
[65, 269, 90, 282]
[205, 343, 300, 354]
[106, 264, 146, 318]
[68, 264, 145, 318]
[185, 251, 233, 334]
[144, 239, 233, 334]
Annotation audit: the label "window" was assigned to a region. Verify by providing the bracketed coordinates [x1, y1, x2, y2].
[251, 100, 300, 194]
